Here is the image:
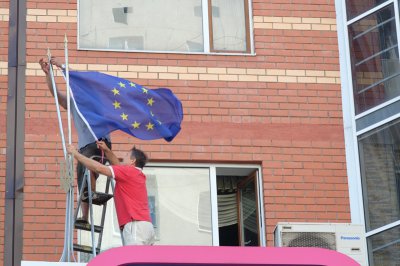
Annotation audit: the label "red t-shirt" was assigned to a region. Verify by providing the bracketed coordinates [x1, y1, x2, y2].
[109, 165, 151, 228]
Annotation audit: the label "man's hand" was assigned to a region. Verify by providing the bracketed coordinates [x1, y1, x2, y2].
[39, 58, 50, 75]
[97, 140, 119, 165]
[67, 144, 78, 155]
[96, 141, 111, 152]
[50, 57, 64, 69]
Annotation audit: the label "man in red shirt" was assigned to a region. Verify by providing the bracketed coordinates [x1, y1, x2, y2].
[67, 141, 155, 245]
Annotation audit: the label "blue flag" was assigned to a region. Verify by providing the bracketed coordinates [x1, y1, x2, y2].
[68, 71, 183, 142]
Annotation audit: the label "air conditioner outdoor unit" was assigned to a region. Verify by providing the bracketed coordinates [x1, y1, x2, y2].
[274, 222, 367, 266]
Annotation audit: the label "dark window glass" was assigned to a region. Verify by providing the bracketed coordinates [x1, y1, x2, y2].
[348, 4, 400, 114]
[367, 225, 400, 265]
[346, 0, 387, 20]
[358, 118, 400, 231]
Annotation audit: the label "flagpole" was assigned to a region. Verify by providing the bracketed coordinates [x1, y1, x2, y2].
[62, 35, 76, 262]
[65, 34, 72, 146]
[47, 48, 72, 262]
[47, 48, 67, 159]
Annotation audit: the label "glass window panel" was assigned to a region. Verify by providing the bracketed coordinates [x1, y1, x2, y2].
[358, 118, 400, 231]
[211, 0, 247, 52]
[348, 4, 400, 114]
[79, 0, 204, 52]
[368, 225, 400, 265]
[144, 167, 212, 245]
[346, 0, 387, 20]
[239, 179, 259, 246]
[356, 100, 400, 131]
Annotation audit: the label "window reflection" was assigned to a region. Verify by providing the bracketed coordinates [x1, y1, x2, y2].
[144, 167, 212, 245]
[358, 118, 400, 231]
[211, 0, 248, 52]
[348, 4, 400, 114]
[79, 0, 252, 53]
[346, 0, 387, 21]
[368, 225, 400, 265]
[79, 0, 204, 52]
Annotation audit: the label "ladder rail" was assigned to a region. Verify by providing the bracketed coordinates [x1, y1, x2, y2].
[96, 176, 111, 250]
[86, 168, 97, 257]
[74, 155, 122, 260]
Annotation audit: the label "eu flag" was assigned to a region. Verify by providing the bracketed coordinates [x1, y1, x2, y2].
[68, 71, 183, 142]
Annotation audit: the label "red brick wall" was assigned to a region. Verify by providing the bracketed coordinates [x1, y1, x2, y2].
[1, 0, 351, 263]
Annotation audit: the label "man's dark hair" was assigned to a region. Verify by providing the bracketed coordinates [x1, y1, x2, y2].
[130, 146, 148, 168]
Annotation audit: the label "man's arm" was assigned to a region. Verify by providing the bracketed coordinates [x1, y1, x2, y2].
[39, 57, 67, 109]
[67, 144, 113, 177]
[97, 141, 120, 165]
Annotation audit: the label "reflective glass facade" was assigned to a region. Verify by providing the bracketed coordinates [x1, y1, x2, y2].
[344, 0, 400, 264]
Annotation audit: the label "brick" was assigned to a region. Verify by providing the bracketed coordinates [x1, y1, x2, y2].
[179, 73, 198, 80]
[7, 2, 351, 263]
[159, 73, 178, 80]
[128, 65, 148, 72]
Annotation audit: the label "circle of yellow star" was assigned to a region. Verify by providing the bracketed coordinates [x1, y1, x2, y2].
[118, 82, 126, 88]
[112, 88, 120, 95]
[146, 122, 154, 130]
[147, 98, 155, 106]
[130, 82, 136, 87]
[120, 113, 128, 120]
[113, 101, 121, 109]
[132, 121, 140, 129]
[142, 88, 148, 94]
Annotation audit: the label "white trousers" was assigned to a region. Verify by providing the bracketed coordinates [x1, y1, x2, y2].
[122, 220, 155, 246]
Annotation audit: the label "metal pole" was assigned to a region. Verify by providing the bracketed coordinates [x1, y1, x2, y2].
[65, 34, 72, 146]
[86, 169, 96, 257]
[47, 48, 75, 262]
[64, 33, 76, 262]
[47, 48, 67, 160]
[5, 0, 26, 264]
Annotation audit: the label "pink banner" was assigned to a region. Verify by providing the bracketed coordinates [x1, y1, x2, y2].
[88, 246, 361, 266]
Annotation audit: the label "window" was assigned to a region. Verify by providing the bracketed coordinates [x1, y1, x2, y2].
[78, 0, 252, 54]
[358, 118, 400, 232]
[348, 3, 400, 115]
[337, 0, 400, 265]
[80, 164, 264, 257]
[144, 167, 213, 245]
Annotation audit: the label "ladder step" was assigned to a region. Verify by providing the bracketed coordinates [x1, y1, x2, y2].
[74, 222, 103, 233]
[82, 192, 113, 205]
[73, 244, 100, 254]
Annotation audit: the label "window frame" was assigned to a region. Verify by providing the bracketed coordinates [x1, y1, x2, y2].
[145, 162, 265, 246]
[207, 0, 252, 53]
[77, 0, 255, 55]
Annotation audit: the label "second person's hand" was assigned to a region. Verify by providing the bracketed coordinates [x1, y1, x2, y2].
[96, 141, 110, 152]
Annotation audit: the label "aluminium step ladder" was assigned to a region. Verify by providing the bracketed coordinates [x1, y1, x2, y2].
[72, 156, 114, 256]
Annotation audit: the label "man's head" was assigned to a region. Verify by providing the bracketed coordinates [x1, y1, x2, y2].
[130, 146, 148, 168]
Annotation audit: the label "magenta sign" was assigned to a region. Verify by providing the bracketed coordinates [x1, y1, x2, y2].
[88, 246, 361, 266]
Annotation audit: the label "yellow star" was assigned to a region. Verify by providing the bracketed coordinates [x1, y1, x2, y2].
[146, 122, 154, 130]
[142, 88, 148, 94]
[118, 82, 126, 88]
[130, 82, 136, 87]
[113, 101, 121, 109]
[112, 88, 120, 95]
[132, 121, 140, 129]
[120, 113, 128, 120]
[147, 98, 155, 106]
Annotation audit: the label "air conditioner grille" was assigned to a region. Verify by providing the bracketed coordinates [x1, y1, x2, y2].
[282, 232, 336, 250]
